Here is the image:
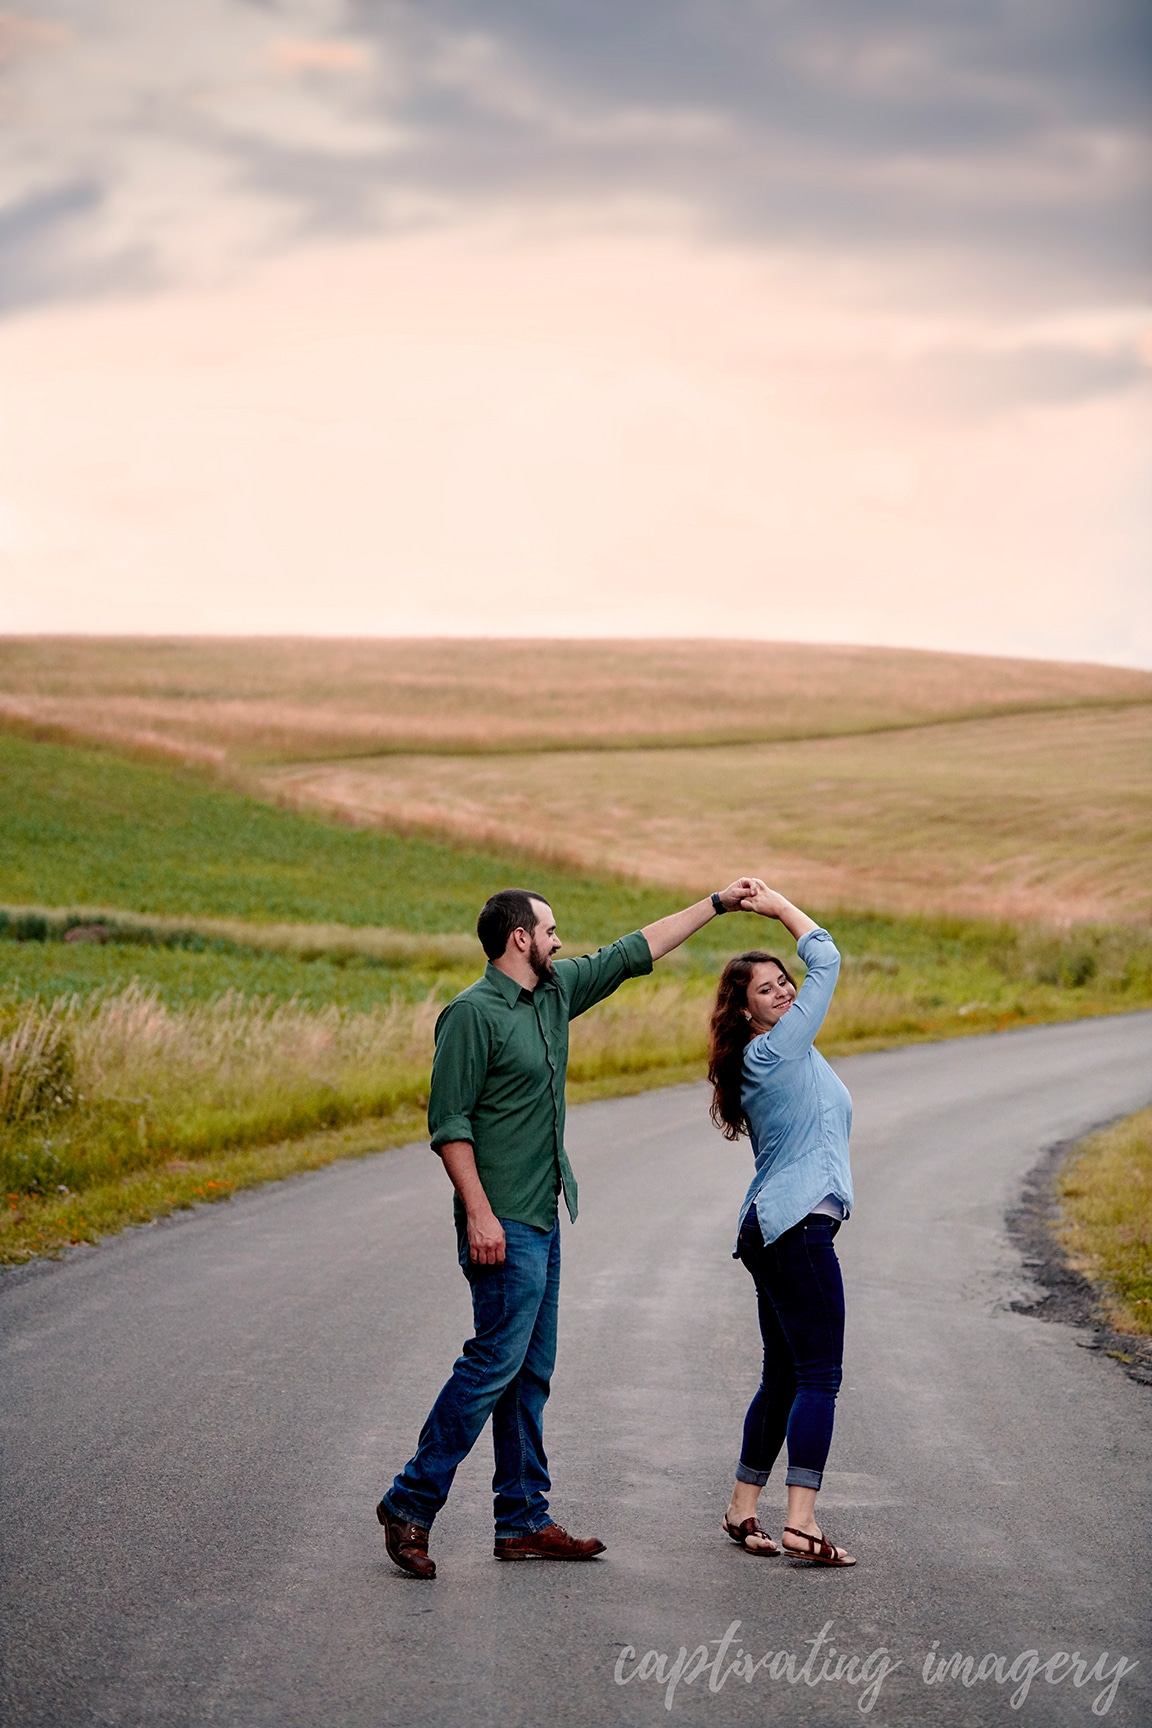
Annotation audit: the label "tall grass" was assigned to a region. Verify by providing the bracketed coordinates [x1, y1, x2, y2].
[2, 980, 729, 1202]
[0, 981, 713, 1201]
[8, 951, 1146, 1210]
[0, 998, 74, 1124]
[0, 985, 439, 1198]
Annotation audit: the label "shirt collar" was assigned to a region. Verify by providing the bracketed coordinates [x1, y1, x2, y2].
[484, 961, 538, 1006]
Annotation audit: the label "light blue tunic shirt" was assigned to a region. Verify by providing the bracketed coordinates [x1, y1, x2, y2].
[735, 928, 854, 1248]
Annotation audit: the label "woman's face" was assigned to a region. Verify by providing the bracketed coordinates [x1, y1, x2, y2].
[744, 961, 797, 1032]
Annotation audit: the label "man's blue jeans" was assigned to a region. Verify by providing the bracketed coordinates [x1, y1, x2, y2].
[383, 1216, 560, 1537]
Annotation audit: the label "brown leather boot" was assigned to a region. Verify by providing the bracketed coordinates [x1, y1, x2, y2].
[494, 1521, 606, 1561]
[377, 1501, 436, 1579]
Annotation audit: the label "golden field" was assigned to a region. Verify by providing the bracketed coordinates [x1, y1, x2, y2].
[265, 704, 1152, 926]
[2, 635, 1149, 762]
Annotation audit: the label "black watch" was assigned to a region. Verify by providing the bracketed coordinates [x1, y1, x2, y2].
[710, 891, 728, 915]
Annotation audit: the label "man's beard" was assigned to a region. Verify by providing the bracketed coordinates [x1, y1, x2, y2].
[529, 939, 556, 983]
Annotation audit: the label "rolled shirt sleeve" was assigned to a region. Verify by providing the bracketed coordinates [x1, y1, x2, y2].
[425, 930, 655, 1227]
[557, 929, 654, 1021]
[428, 997, 491, 1151]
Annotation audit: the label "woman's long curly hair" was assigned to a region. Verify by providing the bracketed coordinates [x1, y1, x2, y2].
[708, 950, 798, 1140]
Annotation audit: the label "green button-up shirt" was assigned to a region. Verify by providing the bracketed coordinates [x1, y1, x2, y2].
[427, 930, 654, 1230]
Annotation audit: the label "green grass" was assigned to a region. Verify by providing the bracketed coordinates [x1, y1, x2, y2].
[0, 922, 475, 1010]
[0, 732, 677, 945]
[1057, 1107, 1152, 1337]
[0, 1116, 429, 1265]
[0, 986, 441, 1201]
[4, 899, 1149, 1019]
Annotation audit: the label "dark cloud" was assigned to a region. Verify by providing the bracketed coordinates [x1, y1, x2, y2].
[0, 182, 157, 313]
[242, 0, 1152, 304]
[1, 0, 1149, 314]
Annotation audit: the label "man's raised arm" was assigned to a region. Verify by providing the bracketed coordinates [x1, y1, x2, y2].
[641, 878, 759, 962]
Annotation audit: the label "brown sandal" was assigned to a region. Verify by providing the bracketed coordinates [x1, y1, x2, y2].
[782, 1525, 856, 1566]
[723, 1515, 780, 1555]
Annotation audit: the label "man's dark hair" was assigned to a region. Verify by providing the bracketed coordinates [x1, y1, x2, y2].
[476, 889, 550, 961]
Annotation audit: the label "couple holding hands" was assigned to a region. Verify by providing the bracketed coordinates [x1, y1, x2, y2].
[377, 876, 856, 1578]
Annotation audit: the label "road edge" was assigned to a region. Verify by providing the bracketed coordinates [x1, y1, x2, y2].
[1007, 1124, 1152, 1388]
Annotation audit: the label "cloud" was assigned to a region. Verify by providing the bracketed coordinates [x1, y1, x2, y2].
[268, 38, 374, 76]
[0, 11, 72, 62]
[328, 0, 1150, 299]
[0, 0, 1147, 321]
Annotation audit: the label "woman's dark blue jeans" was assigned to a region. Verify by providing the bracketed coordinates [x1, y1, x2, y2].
[736, 1210, 845, 1491]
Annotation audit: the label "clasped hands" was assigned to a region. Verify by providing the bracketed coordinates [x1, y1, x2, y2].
[717, 876, 791, 919]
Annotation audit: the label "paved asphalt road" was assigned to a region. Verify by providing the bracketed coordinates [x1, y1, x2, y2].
[3, 1012, 1152, 1728]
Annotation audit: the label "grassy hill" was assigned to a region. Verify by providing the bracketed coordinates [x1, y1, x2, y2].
[0, 731, 672, 943]
[5, 635, 1148, 927]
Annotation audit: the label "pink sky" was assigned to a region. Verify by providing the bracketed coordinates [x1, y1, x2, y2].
[0, 4, 1149, 664]
[2, 224, 1148, 664]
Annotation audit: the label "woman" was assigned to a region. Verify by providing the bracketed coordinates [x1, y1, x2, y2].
[708, 880, 856, 1566]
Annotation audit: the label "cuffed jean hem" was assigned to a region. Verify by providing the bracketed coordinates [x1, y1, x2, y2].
[493, 1513, 555, 1540]
[784, 1465, 823, 1490]
[379, 1491, 430, 1530]
[735, 1460, 771, 1487]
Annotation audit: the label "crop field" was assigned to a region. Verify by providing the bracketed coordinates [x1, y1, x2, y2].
[266, 704, 1152, 926]
[2, 635, 1149, 762]
[2, 639, 1150, 1266]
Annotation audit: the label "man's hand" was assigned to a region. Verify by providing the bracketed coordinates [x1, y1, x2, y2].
[437, 1140, 506, 1264]
[736, 878, 790, 917]
[467, 1207, 507, 1266]
[718, 876, 759, 912]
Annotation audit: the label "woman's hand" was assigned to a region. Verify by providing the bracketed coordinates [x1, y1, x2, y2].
[738, 879, 790, 919]
[717, 876, 760, 912]
[738, 880, 819, 942]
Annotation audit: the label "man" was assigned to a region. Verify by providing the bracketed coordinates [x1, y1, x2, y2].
[376, 878, 757, 1578]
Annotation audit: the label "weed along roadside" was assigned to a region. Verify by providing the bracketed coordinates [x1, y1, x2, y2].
[0, 1116, 428, 1264]
[1056, 1106, 1152, 1341]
